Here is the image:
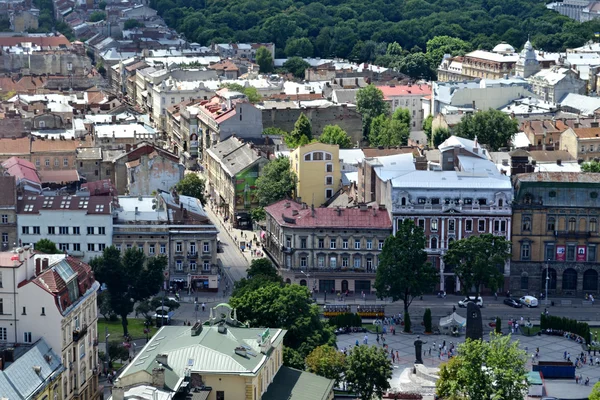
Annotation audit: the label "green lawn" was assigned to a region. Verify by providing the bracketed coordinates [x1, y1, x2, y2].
[520, 325, 541, 336]
[98, 318, 155, 342]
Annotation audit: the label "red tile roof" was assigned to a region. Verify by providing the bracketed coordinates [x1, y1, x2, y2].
[38, 169, 80, 183]
[81, 179, 116, 196]
[18, 194, 112, 214]
[2, 156, 40, 184]
[0, 34, 71, 48]
[215, 108, 237, 123]
[265, 200, 392, 229]
[0, 137, 31, 156]
[377, 84, 432, 99]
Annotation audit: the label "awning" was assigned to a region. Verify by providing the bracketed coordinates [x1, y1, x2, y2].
[439, 312, 466, 328]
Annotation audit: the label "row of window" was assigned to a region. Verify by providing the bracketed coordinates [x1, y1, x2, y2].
[401, 197, 501, 207]
[21, 226, 107, 235]
[303, 151, 333, 161]
[0, 328, 34, 343]
[293, 254, 377, 269]
[581, 144, 598, 153]
[34, 157, 73, 168]
[522, 216, 598, 233]
[115, 242, 211, 254]
[174, 260, 211, 271]
[520, 243, 598, 262]
[288, 237, 384, 250]
[58, 243, 105, 252]
[397, 218, 507, 233]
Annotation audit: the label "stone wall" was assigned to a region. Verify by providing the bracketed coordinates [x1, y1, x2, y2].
[0, 53, 92, 75]
[261, 105, 363, 144]
[510, 261, 600, 297]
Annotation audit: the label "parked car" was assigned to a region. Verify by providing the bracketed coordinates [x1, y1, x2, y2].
[458, 296, 483, 308]
[520, 295, 539, 308]
[503, 298, 523, 308]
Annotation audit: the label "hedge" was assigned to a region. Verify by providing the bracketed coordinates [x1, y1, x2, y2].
[540, 314, 591, 344]
[328, 313, 362, 328]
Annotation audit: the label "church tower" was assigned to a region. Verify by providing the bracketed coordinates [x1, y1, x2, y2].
[515, 39, 540, 78]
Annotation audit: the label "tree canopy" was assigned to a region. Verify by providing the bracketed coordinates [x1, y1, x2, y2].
[229, 281, 334, 368]
[90, 247, 166, 336]
[582, 161, 600, 172]
[436, 334, 528, 400]
[356, 85, 389, 138]
[35, 239, 61, 254]
[426, 35, 472, 68]
[455, 109, 518, 151]
[590, 381, 600, 400]
[89, 11, 106, 22]
[124, 19, 144, 29]
[444, 234, 511, 296]
[345, 345, 392, 400]
[375, 220, 438, 312]
[305, 345, 346, 385]
[175, 173, 205, 203]
[232, 257, 283, 297]
[368, 113, 410, 147]
[255, 156, 296, 206]
[285, 114, 313, 148]
[220, 83, 262, 103]
[318, 125, 353, 148]
[281, 57, 311, 79]
[150, 0, 600, 63]
[256, 47, 274, 73]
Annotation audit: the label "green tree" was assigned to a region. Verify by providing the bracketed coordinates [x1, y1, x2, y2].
[255, 156, 296, 206]
[375, 219, 438, 312]
[398, 52, 436, 80]
[455, 109, 518, 151]
[356, 85, 389, 138]
[246, 258, 278, 280]
[35, 238, 61, 254]
[124, 19, 144, 29]
[90, 247, 166, 336]
[590, 381, 600, 400]
[345, 345, 392, 400]
[232, 258, 283, 298]
[263, 127, 286, 136]
[282, 56, 311, 79]
[426, 35, 472, 68]
[436, 334, 528, 400]
[318, 125, 353, 148]
[175, 173, 205, 203]
[305, 345, 346, 385]
[368, 114, 410, 148]
[98, 291, 116, 321]
[582, 161, 600, 172]
[423, 114, 434, 142]
[404, 311, 411, 333]
[219, 83, 262, 103]
[256, 47, 274, 73]
[89, 11, 106, 22]
[285, 38, 314, 57]
[107, 341, 130, 363]
[444, 234, 511, 297]
[386, 41, 403, 56]
[392, 107, 411, 126]
[250, 207, 266, 222]
[229, 282, 334, 366]
[433, 127, 451, 148]
[98, 0, 107, 9]
[285, 113, 313, 148]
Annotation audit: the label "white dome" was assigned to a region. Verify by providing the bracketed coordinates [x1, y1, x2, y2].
[493, 43, 516, 54]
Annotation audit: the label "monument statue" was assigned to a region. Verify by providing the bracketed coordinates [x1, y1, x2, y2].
[466, 302, 483, 340]
[414, 335, 427, 364]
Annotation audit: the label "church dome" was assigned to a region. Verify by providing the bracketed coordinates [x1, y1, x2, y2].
[493, 43, 516, 54]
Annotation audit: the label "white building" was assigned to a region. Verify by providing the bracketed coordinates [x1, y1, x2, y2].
[0, 246, 100, 400]
[17, 194, 114, 262]
[528, 66, 587, 103]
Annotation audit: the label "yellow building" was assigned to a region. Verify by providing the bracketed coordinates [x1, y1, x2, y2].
[291, 142, 341, 207]
[111, 304, 334, 400]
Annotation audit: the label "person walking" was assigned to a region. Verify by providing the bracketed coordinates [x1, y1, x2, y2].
[201, 302, 205, 312]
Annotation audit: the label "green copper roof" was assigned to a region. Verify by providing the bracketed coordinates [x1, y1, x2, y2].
[118, 325, 286, 391]
[262, 366, 334, 400]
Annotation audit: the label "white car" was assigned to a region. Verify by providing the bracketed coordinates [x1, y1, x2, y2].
[520, 295, 539, 308]
[458, 296, 483, 308]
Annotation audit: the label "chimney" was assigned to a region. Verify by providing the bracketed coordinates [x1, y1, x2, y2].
[112, 386, 125, 400]
[17, 247, 24, 262]
[311, 204, 315, 217]
[336, 207, 341, 216]
[42, 258, 49, 270]
[155, 353, 168, 366]
[35, 258, 42, 275]
[151, 367, 165, 388]
[557, 159, 562, 166]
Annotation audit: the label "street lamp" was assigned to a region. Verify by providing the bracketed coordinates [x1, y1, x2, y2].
[104, 330, 110, 375]
[194, 300, 199, 322]
[545, 259, 550, 306]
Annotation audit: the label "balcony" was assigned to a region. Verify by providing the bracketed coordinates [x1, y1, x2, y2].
[554, 230, 591, 239]
[187, 252, 198, 259]
[73, 324, 88, 342]
[281, 246, 294, 254]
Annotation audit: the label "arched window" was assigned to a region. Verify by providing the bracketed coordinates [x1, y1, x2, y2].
[591, 218, 598, 233]
[569, 217, 576, 232]
[401, 197, 406, 206]
[547, 217, 556, 232]
[299, 279, 307, 286]
[583, 270, 598, 291]
[431, 237, 438, 249]
[562, 268, 577, 291]
[543, 268, 557, 290]
[522, 216, 531, 232]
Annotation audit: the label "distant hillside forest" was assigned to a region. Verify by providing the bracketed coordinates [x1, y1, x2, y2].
[151, 0, 600, 62]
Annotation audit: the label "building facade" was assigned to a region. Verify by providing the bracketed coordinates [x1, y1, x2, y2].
[291, 142, 342, 207]
[561, 126, 600, 161]
[377, 84, 432, 130]
[205, 136, 267, 229]
[17, 195, 114, 262]
[510, 172, 600, 297]
[528, 67, 586, 103]
[112, 191, 219, 291]
[264, 199, 392, 294]
[0, 247, 100, 400]
[0, 176, 17, 252]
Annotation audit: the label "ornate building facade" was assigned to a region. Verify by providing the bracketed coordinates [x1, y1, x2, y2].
[510, 172, 600, 297]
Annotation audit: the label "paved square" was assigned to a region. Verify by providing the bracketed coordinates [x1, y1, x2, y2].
[336, 326, 598, 399]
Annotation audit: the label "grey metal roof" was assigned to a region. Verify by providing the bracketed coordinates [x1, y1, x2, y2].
[0, 339, 64, 399]
[118, 325, 286, 391]
[560, 93, 600, 116]
[206, 137, 263, 177]
[262, 366, 334, 400]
